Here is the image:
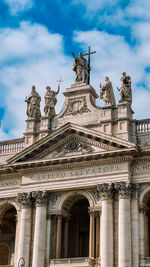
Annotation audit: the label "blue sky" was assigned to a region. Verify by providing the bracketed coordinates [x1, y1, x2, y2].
[0, 0, 150, 140]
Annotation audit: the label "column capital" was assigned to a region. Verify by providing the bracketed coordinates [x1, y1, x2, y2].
[32, 191, 49, 207]
[88, 209, 95, 217]
[17, 192, 33, 207]
[97, 183, 114, 200]
[115, 181, 131, 198]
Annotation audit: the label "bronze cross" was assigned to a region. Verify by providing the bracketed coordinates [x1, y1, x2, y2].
[56, 77, 64, 87]
[83, 46, 96, 84]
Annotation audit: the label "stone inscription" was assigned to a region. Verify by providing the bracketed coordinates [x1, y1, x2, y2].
[0, 179, 20, 188]
[24, 163, 127, 183]
[131, 163, 150, 174]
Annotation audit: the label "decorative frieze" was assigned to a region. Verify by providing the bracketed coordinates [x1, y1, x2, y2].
[97, 183, 115, 200]
[17, 192, 33, 207]
[32, 191, 49, 206]
[115, 181, 131, 198]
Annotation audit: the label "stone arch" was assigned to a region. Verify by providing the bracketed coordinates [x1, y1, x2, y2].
[0, 198, 19, 218]
[139, 185, 150, 206]
[57, 190, 95, 214]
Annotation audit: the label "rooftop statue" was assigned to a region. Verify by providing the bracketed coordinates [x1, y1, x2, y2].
[44, 83, 60, 117]
[25, 85, 41, 119]
[100, 77, 116, 106]
[117, 72, 132, 104]
[72, 46, 96, 85]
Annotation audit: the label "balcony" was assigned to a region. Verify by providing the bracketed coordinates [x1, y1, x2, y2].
[49, 258, 100, 267]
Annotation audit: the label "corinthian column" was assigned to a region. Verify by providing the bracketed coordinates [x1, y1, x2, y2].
[115, 182, 131, 267]
[32, 191, 49, 267]
[17, 192, 33, 266]
[98, 183, 114, 267]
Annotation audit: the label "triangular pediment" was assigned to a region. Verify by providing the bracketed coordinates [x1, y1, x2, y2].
[7, 123, 137, 164]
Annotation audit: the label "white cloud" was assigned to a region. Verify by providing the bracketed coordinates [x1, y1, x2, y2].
[126, 0, 150, 21]
[4, 0, 32, 14]
[0, 21, 74, 140]
[72, 0, 119, 11]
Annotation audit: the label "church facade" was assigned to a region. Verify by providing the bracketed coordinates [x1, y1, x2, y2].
[0, 51, 150, 267]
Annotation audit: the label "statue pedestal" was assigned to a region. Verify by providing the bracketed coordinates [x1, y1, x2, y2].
[116, 102, 134, 141]
[24, 118, 41, 146]
[39, 116, 51, 139]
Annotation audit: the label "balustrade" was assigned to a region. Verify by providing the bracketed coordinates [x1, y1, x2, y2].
[49, 258, 96, 266]
[136, 119, 150, 134]
[0, 138, 24, 154]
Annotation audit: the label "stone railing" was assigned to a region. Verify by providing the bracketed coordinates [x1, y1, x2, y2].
[49, 258, 96, 266]
[136, 119, 150, 134]
[0, 138, 25, 154]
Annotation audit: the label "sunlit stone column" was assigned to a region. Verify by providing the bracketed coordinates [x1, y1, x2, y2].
[56, 214, 62, 259]
[32, 191, 49, 267]
[17, 192, 33, 266]
[45, 214, 52, 263]
[64, 216, 70, 258]
[139, 206, 145, 258]
[115, 182, 131, 267]
[98, 183, 114, 267]
[131, 184, 139, 267]
[89, 210, 95, 259]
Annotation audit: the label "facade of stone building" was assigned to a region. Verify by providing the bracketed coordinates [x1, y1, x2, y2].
[0, 57, 150, 267]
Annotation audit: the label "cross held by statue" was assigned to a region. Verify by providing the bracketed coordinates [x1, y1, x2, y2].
[83, 46, 96, 84]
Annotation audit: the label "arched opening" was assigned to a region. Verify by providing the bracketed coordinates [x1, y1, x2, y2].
[0, 204, 17, 265]
[61, 196, 90, 258]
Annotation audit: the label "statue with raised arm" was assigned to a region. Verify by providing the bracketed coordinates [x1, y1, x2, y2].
[72, 52, 89, 84]
[25, 85, 41, 119]
[44, 84, 60, 117]
[100, 77, 116, 106]
[117, 72, 132, 104]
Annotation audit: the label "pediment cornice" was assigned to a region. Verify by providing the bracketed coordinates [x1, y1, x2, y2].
[7, 122, 137, 165]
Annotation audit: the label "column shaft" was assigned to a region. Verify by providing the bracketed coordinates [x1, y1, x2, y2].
[32, 191, 48, 267]
[64, 217, 69, 258]
[32, 205, 47, 267]
[17, 192, 33, 266]
[45, 215, 52, 262]
[100, 199, 113, 267]
[96, 213, 100, 258]
[139, 209, 145, 257]
[131, 198, 139, 267]
[119, 198, 131, 267]
[56, 215, 62, 259]
[17, 207, 32, 266]
[89, 211, 95, 259]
